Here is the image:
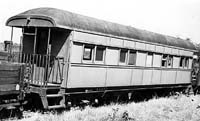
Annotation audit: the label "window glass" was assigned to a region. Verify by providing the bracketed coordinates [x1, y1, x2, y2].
[95, 46, 105, 61]
[128, 51, 136, 65]
[162, 55, 167, 67]
[146, 53, 153, 67]
[120, 49, 127, 63]
[83, 45, 93, 60]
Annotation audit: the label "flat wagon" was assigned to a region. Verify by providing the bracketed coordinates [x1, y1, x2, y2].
[2, 7, 198, 109]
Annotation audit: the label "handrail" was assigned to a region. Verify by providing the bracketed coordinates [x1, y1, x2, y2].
[12, 53, 64, 87]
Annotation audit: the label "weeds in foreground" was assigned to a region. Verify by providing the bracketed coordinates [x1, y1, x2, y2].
[105, 108, 135, 121]
[6, 94, 200, 121]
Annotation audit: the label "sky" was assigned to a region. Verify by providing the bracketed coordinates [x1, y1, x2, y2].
[0, 0, 200, 44]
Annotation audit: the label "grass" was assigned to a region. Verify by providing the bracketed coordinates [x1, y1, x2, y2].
[8, 94, 200, 121]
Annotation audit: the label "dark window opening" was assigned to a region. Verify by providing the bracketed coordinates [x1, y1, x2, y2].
[120, 49, 127, 63]
[180, 57, 185, 67]
[162, 54, 167, 67]
[24, 27, 35, 33]
[95, 46, 105, 61]
[128, 51, 136, 65]
[185, 57, 189, 68]
[167, 56, 173, 67]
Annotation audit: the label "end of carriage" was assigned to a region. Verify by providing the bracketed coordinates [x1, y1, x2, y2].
[18, 53, 66, 109]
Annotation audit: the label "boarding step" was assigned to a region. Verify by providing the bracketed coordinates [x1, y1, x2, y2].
[47, 94, 64, 98]
[46, 89, 66, 109]
[48, 105, 65, 109]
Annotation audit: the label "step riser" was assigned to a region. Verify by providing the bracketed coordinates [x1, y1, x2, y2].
[48, 105, 65, 109]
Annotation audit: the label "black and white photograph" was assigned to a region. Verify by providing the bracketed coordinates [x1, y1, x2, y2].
[0, 0, 200, 120]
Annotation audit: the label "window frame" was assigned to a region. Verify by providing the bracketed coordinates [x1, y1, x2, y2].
[161, 54, 168, 67]
[94, 46, 106, 64]
[82, 44, 94, 62]
[146, 52, 153, 67]
[119, 49, 128, 65]
[184, 57, 189, 69]
[167, 55, 173, 68]
[128, 50, 137, 66]
[179, 56, 185, 68]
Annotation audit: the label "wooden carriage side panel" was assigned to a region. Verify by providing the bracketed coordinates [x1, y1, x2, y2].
[176, 71, 191, 84]
[135, 42, 145, 50]
[0, 64, 21, 85]
[142, 69, 152, 85]
[145, 44, 155, 52]
[164, 47, 172, 54]
[172, 48, 179, 55]
[155, 45, 164, 53]
[109, 38, 123, 47]
[0, 64, 23, 94]
[105, 48, 119, 65]
[106, 68, 132, 86]
[131, 68, 143, 85]
[123, 40, 135, 49]
[70, 43, 83, 63]
[173, 56, 180, 68]
[181, 50, 193, 57]
[136, 52, 146, 66]
[153, 54, 162, 67]
[67, 66, 106, 88]
[167, 71, 176, 84]
[178, 50, 184, 56]
[73, 31, 109, 45]
[161, 70, 176, 84]
[186, 51, 193, 57]
[151, 70, 161, 84]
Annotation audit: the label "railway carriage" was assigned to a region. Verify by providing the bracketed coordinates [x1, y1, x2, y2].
[1, 7, 198, 109]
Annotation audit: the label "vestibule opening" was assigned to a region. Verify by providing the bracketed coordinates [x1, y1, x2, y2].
[22, 27, 71, 57]
[19, 27, 71, 86]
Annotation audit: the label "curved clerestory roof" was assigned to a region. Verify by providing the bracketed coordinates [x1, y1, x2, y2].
[6, 7, 196, 50]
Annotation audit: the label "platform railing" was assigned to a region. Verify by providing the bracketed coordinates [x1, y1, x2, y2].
[13, 53, 64, 87]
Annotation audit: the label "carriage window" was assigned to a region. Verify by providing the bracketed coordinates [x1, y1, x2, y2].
[95, 46, 105, 61]
[120, 49, 127, 63]
[184, 57, 189, 68]
[167, 56, 173, 68]
[161, 54, 167, 67]
[179, 57, 185, 68]
[128, 51, 136, 65]
[83, 45, 94, 60]
[146, 53, 153, 67]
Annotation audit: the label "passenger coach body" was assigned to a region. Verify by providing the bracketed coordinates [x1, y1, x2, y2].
[3, 7, 197, 109]
[69, 31, 194, 89]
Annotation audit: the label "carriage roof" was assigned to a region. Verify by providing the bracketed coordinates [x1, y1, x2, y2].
[6, 7, 196, 50]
